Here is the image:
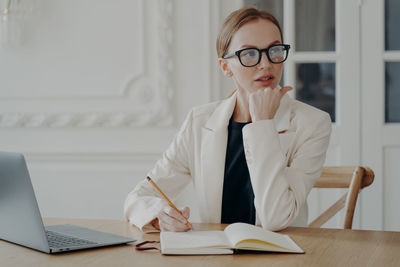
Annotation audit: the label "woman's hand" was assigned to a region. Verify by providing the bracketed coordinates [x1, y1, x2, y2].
[153, 205, 191, 232]
[249, 86, 293, 121]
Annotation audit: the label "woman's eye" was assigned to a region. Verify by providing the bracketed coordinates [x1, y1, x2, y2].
[243, 50, 257, 57]
[271, 47, 284, 55]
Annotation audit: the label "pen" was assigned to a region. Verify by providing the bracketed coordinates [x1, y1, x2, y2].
[146, 176, 192, 228]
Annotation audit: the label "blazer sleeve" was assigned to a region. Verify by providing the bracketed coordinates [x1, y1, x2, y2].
[123, 110, 194, 231]
[242, 112, 332, 231]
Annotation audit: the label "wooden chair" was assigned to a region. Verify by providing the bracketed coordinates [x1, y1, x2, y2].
[308, 166, 374, 229]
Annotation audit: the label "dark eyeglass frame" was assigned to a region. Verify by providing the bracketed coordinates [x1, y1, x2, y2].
[222, 44, 291, 67]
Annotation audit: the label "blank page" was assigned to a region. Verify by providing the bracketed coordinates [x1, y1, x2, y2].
[160, 230, 230, 252]
[224, 223, 303, 252]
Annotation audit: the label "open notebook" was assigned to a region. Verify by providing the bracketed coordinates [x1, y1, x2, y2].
[160, 222, 304, 255]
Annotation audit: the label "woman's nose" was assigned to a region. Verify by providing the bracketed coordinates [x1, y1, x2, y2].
[257, 51, 272, 69]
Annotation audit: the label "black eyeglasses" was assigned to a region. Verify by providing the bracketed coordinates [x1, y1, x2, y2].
[223, 44, 291, 67]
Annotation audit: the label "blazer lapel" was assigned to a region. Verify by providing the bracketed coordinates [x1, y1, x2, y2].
[200, 94, 236, 223]
[274, 93, 291, 133]
[274, 94, 295, 159]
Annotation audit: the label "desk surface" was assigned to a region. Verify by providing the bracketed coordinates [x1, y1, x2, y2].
[0, 218, 399, 267]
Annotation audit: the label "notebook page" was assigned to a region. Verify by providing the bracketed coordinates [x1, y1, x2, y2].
[160, 230, 230, 250]
[224, 223, 303, 252]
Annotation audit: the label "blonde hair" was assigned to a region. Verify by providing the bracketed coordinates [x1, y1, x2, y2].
[216, 7, 283, 58]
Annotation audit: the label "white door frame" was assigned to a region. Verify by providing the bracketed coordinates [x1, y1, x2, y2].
[361, 0, 400, 231]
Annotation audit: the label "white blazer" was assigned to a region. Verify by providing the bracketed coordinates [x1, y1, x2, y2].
[124, 92, 332, 231]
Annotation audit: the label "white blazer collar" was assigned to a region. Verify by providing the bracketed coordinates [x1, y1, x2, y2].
[203, 93, 236, 132]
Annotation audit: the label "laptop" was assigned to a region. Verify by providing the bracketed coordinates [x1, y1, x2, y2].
[0, 151, 135, 253]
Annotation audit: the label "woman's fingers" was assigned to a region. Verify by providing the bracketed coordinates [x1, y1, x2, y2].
[249, 85, 293, 121]
[181, 206, 190, 219]
[157, 205, 191, 232]
[279, 86, 293, 96]
[159, 212, 186, 230]
[158, 212, 190, 232]
[163, 206, 189, 224]
[160, 220, 190, 232]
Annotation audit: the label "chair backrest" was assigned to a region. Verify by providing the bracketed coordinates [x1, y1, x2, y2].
[308, 166, 374, 229]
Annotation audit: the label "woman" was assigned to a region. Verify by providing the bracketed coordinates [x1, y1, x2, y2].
[124, 7, 331, 232]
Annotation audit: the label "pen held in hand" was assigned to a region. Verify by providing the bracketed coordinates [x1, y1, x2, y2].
[146, 176, 192, 228]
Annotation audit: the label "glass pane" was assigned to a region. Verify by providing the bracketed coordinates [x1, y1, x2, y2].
[296, 63, 335, 122]
[385, 0, 400, 50]
[243, 0, 283, 31]
[295, 0, 335, 51]
[385, 62, 400, 122]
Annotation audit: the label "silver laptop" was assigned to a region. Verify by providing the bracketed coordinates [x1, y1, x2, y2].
[0, 151, 135, 253]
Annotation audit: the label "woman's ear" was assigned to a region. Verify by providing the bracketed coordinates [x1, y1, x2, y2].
[218, 58, 233, 77]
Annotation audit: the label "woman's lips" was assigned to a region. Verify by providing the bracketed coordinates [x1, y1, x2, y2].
[254, 77, 273, 87]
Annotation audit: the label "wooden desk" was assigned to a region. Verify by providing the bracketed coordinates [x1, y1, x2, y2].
[0, 218, 399, 267]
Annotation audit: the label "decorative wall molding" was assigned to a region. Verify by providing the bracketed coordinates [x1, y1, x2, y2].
[25, 152, 160, 163]
[155, 0, 174, 124]
[0, 0, 174, 128]
[0, 111, 173, 128]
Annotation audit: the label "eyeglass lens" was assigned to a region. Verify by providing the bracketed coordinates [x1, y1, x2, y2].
[239, 45, 287, 66]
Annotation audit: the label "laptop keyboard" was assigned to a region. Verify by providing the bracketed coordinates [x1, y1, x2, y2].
[46, 230, 98, 248]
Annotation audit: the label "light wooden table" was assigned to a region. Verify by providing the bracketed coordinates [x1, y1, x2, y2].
[0, 218, 399, 267]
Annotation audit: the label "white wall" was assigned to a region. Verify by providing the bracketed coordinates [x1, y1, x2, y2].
[0, 0, 214, 221]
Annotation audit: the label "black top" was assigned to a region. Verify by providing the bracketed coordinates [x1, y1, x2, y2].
[221, 118, 256, 225]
